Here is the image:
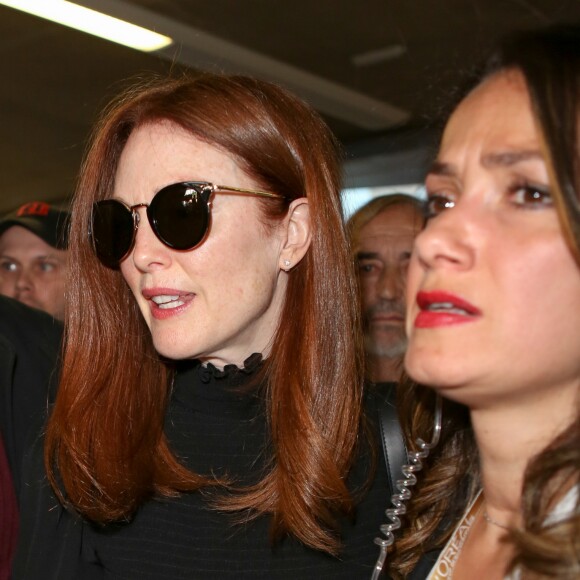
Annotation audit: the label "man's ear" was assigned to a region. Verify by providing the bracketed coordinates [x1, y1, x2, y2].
[279, 198, 311, 271]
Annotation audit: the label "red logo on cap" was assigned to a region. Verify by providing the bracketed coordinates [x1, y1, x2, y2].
[16, 202, 51, 217]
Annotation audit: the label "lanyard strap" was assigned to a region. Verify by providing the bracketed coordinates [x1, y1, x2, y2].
[428, 491, 483, 580]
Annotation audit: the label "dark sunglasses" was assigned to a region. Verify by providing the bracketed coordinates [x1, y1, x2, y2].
[90, 181, 286, 267]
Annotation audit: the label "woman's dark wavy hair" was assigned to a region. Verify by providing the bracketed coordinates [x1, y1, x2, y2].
[45, 73, 366, 556]
[390, 25, 580, 578]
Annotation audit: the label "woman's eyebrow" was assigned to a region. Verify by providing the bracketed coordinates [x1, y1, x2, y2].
[481, 149, 543, 168]
[427, 160, 456, 177]
[427, 150, 543, 177]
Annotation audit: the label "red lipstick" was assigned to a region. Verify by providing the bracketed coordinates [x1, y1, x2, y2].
[142, 287, 195, 320]
[414, 290, 481, 328]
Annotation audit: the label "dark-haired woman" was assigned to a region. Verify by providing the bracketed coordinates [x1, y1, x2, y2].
[387, 26, 580, 579]
[13, 74, 390, 579]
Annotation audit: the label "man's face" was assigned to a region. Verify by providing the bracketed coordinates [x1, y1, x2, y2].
[355, 204, 422, 359]
[0, 226, 68, 320]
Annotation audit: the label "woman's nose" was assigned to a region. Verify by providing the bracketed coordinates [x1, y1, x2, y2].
[129, 209, 172, 272]
[413, 203, 476, 273]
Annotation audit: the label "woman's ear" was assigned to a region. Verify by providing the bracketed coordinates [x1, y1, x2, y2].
[279, 198, 311, 271]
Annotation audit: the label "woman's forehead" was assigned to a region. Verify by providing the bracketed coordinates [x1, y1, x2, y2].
[437, 71, 540, 165]
[116, 123, 242, 189]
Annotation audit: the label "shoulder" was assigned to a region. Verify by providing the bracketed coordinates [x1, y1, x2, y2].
[406, 549, 442, 579]
[0, 296, 63, 404]
[0, 296, 63, 493]
[0, 295, 62, 358]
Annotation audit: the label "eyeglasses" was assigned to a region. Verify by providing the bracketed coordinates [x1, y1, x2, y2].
[90, 181, 286, 267]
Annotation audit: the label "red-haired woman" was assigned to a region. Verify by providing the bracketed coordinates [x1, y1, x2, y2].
[14, 74, 390, 579]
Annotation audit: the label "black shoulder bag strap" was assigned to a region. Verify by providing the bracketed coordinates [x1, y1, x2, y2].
[377, 384, 407, 494]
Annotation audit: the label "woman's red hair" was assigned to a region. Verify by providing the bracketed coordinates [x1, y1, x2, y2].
[45, 73, 365, 555]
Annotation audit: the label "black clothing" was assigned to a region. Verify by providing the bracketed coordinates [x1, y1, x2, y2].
[15, 356, 391, 579]
[0, 296, 62, 580]
[407, 551, 441, 579]
[0, 295, 62, 491]
[0, 432, 17, 580]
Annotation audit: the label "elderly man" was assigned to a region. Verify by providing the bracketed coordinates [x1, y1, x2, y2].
[348, 194, 424, 383]
[0, 201, 70, 321]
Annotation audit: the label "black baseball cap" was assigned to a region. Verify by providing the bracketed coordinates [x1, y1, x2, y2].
[0, 201, 71, 250]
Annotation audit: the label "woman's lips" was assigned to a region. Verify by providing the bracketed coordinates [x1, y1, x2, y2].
[142, 288, 195, 320]
[414, 290, 481, 328]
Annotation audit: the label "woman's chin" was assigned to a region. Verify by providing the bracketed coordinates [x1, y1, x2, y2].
[406, 350, 470, 393]
[151, 335, 200, 361]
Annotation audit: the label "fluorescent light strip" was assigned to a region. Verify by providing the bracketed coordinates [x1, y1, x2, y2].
[0, 0, 172, 52]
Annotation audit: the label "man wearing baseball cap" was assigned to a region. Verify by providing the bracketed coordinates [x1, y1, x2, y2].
[0, 201, 70, 320]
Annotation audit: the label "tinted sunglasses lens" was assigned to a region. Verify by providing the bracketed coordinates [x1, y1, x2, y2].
[148, 183, 209, 250]
[91, 200, 135, 267]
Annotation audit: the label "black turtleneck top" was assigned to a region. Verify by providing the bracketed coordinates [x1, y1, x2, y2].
[14, 356, 390, 579]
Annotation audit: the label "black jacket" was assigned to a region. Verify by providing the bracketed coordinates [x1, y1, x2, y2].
[0, 296, 62, 579]
[0, 296, 62, 494]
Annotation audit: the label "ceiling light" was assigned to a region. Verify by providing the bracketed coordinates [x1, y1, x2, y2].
[0, 0, 172, 52]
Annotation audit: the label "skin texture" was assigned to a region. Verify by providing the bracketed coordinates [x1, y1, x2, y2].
[117, 121, 310, 368]
[406, 71, 580, 410]
[0, 226, 68, 320]
[354, 203, 422, 382]
[405, 71, 580, 579]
